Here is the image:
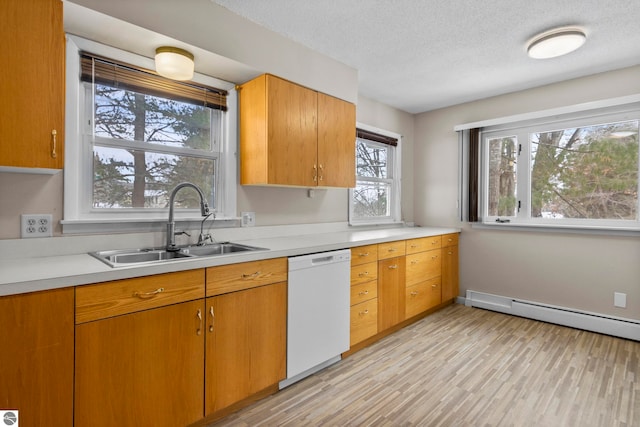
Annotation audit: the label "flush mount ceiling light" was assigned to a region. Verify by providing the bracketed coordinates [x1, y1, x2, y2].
[155, 46, 195, 80]
[527, 27, 587, 59]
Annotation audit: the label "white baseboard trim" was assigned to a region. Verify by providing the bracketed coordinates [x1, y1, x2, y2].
[465, 290, 640, 341]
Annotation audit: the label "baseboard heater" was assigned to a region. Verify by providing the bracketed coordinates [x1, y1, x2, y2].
[464, 290, 640, 341]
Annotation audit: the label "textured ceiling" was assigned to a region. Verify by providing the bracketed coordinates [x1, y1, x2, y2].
[212, 0, 640, 114]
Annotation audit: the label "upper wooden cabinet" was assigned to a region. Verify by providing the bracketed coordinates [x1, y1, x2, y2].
[0, 0, 65, 169]
[238, 74, 355, 188]
[317, 92, 356, 187]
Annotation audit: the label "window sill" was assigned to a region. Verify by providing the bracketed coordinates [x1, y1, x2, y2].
[472, 221, 640, 237]
[61, 217, 240, 235]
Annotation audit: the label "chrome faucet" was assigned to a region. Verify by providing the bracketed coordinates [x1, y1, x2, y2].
[166, 182, 210, 250]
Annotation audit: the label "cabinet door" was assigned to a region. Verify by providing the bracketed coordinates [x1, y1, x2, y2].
[350, 298, 378, 346]
[267, 75, 318, 186]
[0, 288, 74, 427]
[377, 256, 406, 331]
[351, 244, 378, 266]
[0, 0, 64, 168]
[205, 282, 287, 414]
[442, 244, 459, 302]
[406, 249, 441, 286]
[317, 93, 356, 188]
[75, 300, 205, 427]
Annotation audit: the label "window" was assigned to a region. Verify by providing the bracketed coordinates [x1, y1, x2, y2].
[64, 37, 237, 231]
[481, 105, 640, 230]
[349, 125, 402, 224]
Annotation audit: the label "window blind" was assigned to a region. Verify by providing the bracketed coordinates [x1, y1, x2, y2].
[356, 128, 398, 146]
[80, 53, 227, 111]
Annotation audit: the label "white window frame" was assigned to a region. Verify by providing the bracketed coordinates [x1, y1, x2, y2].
[349, 123, 402, 226]
[479, 103, 640, 232]
[63, 36, 237, 234]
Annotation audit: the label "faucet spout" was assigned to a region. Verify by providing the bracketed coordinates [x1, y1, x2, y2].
[166, 182, 210, 250]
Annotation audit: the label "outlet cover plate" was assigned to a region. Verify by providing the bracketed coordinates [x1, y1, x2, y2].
[21, 214, 53, 238]
[614, 292, 627, 308]
[241, 212, 255, 227]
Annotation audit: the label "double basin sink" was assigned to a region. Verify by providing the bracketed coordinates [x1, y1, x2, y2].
[90, 242, 267, 268]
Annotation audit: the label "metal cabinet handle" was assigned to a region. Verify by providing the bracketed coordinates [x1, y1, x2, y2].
[432, 240, 438, 245]
[388, 247, 397, 252]
[359, 309, 369, 316]
[358, 271, 369, 277]
[196, 309, 202, 336]
[359, 252, 369, 257]
[209, 306, 214, 332]
[51, 129, 57, 158]
[313, 164, 317, 182]
[242, 271, 270, 280]
[411, 291, 418, 296]
[358, 290, 369, 296]
[133, 287, 164, 299]
[388, 264, 398, 269]
[411, 260, 418, 265]
[432, 255, 438, 260]
[318, 164, 324, 182]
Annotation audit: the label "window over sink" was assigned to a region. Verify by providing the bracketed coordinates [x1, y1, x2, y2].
[63, 36, 237, 233]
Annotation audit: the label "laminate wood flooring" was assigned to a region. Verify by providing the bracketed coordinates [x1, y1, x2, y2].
[209, 304, 639, 427]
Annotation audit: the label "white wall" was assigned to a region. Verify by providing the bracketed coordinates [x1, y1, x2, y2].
[356, 95, 416, 224]
[0, 1, 413, 238]
[414, 65, 640, 320]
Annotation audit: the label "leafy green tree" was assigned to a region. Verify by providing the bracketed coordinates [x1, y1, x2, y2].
[531, 124, 638, 219]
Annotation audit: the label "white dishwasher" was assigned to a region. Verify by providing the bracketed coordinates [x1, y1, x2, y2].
[280, 249, 351, 389]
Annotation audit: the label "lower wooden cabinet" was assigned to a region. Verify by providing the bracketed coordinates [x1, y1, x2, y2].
[406, 277, 441, 318]
[377, 256, 406, 331]
[350, 298, 378, 346]
[0, 288, 74, 427]
[205, 282, 287, 414]
[74, 299, 205, 427]
[442, 243, 459, 302]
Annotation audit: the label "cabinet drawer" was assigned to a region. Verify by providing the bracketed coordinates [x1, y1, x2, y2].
[75, 270, 205, 324]
[206, 258, 287, 297]
[350, 261, 378, 286]
[405, 278, 441, 318]
[406, 250, 441, 286]
[442, 233, 459, 247]
[350, 281, 378, 306]
[350, 244, 378, 266]
[350, 298, 378, 346]
[378, 241, 406, 260]
[406, 236, 441, 254]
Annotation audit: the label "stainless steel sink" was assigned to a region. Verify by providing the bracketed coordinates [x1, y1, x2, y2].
[90, 242, 267, 267]
[179, 242, 266, 257]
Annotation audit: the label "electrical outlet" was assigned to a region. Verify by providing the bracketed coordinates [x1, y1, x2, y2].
[21, 214, 53, 238]
[614, 292, 627, 308]
[241, 212, 255, 227]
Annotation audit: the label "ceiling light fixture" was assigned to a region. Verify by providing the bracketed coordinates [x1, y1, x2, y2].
[155, 46, 195, 80]
[527, 27, 586, 59]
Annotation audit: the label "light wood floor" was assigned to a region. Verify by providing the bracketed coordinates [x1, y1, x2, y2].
[210, 304, 639, 427]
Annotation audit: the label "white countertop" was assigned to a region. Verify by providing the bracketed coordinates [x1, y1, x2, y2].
[0, 225, 460, 296]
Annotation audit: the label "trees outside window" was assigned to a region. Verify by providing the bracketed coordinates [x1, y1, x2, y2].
[350, 126, 401, 224]
[90, 84, 220, 211]
[483, 111, 639, 228]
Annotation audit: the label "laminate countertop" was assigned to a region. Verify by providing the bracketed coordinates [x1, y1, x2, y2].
[0, 225, 460, 296]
